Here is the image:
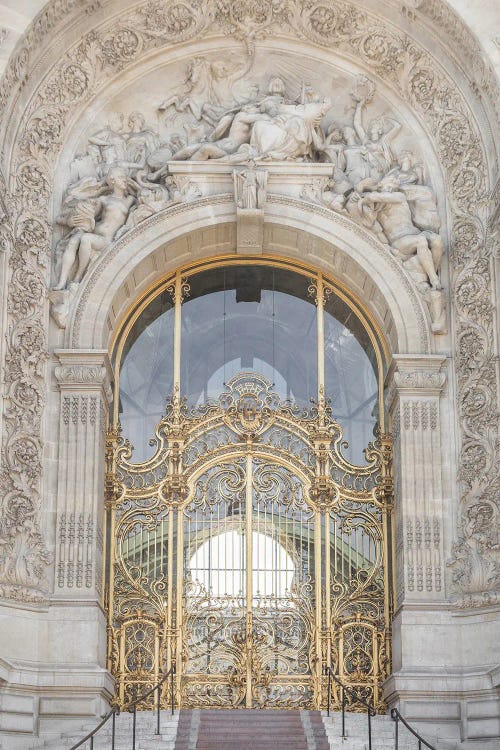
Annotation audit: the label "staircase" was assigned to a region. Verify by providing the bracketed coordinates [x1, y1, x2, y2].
[174, 709, 329, 749]
[30, 708, 449, 750]
[30, 710, 180, 750]
[322, 710, 442, 749]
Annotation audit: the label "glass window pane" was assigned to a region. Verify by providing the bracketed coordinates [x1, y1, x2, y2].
[118, 290, 174, 462]
[324, 296, 379, 465]
[180, 266, 317, 408]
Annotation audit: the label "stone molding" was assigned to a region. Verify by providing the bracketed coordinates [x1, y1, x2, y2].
[385, 355, 447, 409]
[66, 193, 430, 353]
[0, 0, 496, 608]
[54, 349, 113, 398]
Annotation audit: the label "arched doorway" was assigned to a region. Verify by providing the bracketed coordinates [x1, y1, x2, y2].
[104, 258, 393, 710]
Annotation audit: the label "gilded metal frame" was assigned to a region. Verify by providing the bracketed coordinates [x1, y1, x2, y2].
[104, 257, 393, 711]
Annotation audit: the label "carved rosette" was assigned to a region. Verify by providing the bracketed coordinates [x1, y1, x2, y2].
[0, 0, 497, 606]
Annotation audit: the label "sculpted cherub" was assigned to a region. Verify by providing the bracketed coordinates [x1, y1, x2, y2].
[53, 167, 135, 290]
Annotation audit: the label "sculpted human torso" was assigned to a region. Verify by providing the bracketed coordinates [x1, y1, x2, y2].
[54, 168, 135, 290]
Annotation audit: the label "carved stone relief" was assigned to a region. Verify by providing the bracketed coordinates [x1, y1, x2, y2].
[0, 0, 497, 608]
[51, 67, 446, 332]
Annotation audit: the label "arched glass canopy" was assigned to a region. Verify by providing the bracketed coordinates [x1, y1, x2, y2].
[114, 259, 386, 465]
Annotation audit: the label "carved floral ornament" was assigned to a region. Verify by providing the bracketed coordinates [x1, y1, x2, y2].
[0, 0, 497, 608]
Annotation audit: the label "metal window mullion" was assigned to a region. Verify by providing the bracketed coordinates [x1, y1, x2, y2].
[245, 453, 253, 708]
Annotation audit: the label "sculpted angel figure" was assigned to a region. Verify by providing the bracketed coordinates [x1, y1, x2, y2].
[87, 113, 127, 172]
[386, 150, 424, 186]
[337, 126, 371, 187]
[349, 81, 401, 183]
[321, 123, 345, 166]
[124, 112, 160, 168]
[53, 167, 135, 290]
[171, 102, 274, 160]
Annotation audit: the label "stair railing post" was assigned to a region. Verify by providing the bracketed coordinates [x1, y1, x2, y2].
[112, 710, 116, 750]
[90, 736, 93, 750]
[327, 668, 331, 717]
[132, 703, 136, 750]
[368, 708, 372, 750]
[341, 685, 346, 738]
[171, 666, 175, 716]
[155, 682, 160, 736]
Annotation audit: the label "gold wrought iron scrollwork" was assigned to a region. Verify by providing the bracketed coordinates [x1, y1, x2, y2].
[105, 372, 393, 711]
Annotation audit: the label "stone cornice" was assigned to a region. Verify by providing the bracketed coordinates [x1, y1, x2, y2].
[54, 349, 113, 396]
[385, 354, 447, 409]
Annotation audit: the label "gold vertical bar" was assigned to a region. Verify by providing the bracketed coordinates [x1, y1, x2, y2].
[175, 507, 184, 704]
[173, 271, 182, 394]
[245, 452, 253, 708]
[106, 506, 116, 674]
[382, 505, 391, 631]
[316, 274, 325, 400]
[167, 512, 174, 671]
[325, 513, 331, 674]
[147, 523, 150, 578]
[119, 624, 126, 705]
[314, 509, 322, 708]
[101, 500, 108, 612]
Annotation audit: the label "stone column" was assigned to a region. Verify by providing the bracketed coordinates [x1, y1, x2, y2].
[35, 349, 114, 736]
[54, 350, 112, 599]
[383, 355, 459, 739]
[386, 355, 447, 609]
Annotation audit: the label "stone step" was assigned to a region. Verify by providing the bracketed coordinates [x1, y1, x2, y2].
[31, 707, 445, 750]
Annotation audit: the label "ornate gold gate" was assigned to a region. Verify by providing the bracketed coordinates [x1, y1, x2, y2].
[105, 372, 393, 710]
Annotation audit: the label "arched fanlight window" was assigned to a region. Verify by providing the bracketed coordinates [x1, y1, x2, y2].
[113, 259, 386, 465]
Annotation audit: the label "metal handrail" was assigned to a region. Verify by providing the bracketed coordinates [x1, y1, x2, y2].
[126, 665, 176, 750]
[69, 708, 118, 750]
[324, 666, 376, 750]
[68, 665, 175, 750]
[391, 707, 437, 750]
[324, 667, 437, 750]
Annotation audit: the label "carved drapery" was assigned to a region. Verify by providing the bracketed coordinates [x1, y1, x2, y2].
[0, 0, 497, 607]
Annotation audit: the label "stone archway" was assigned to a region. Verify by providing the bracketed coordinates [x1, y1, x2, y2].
[0, 1, 498, 744]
